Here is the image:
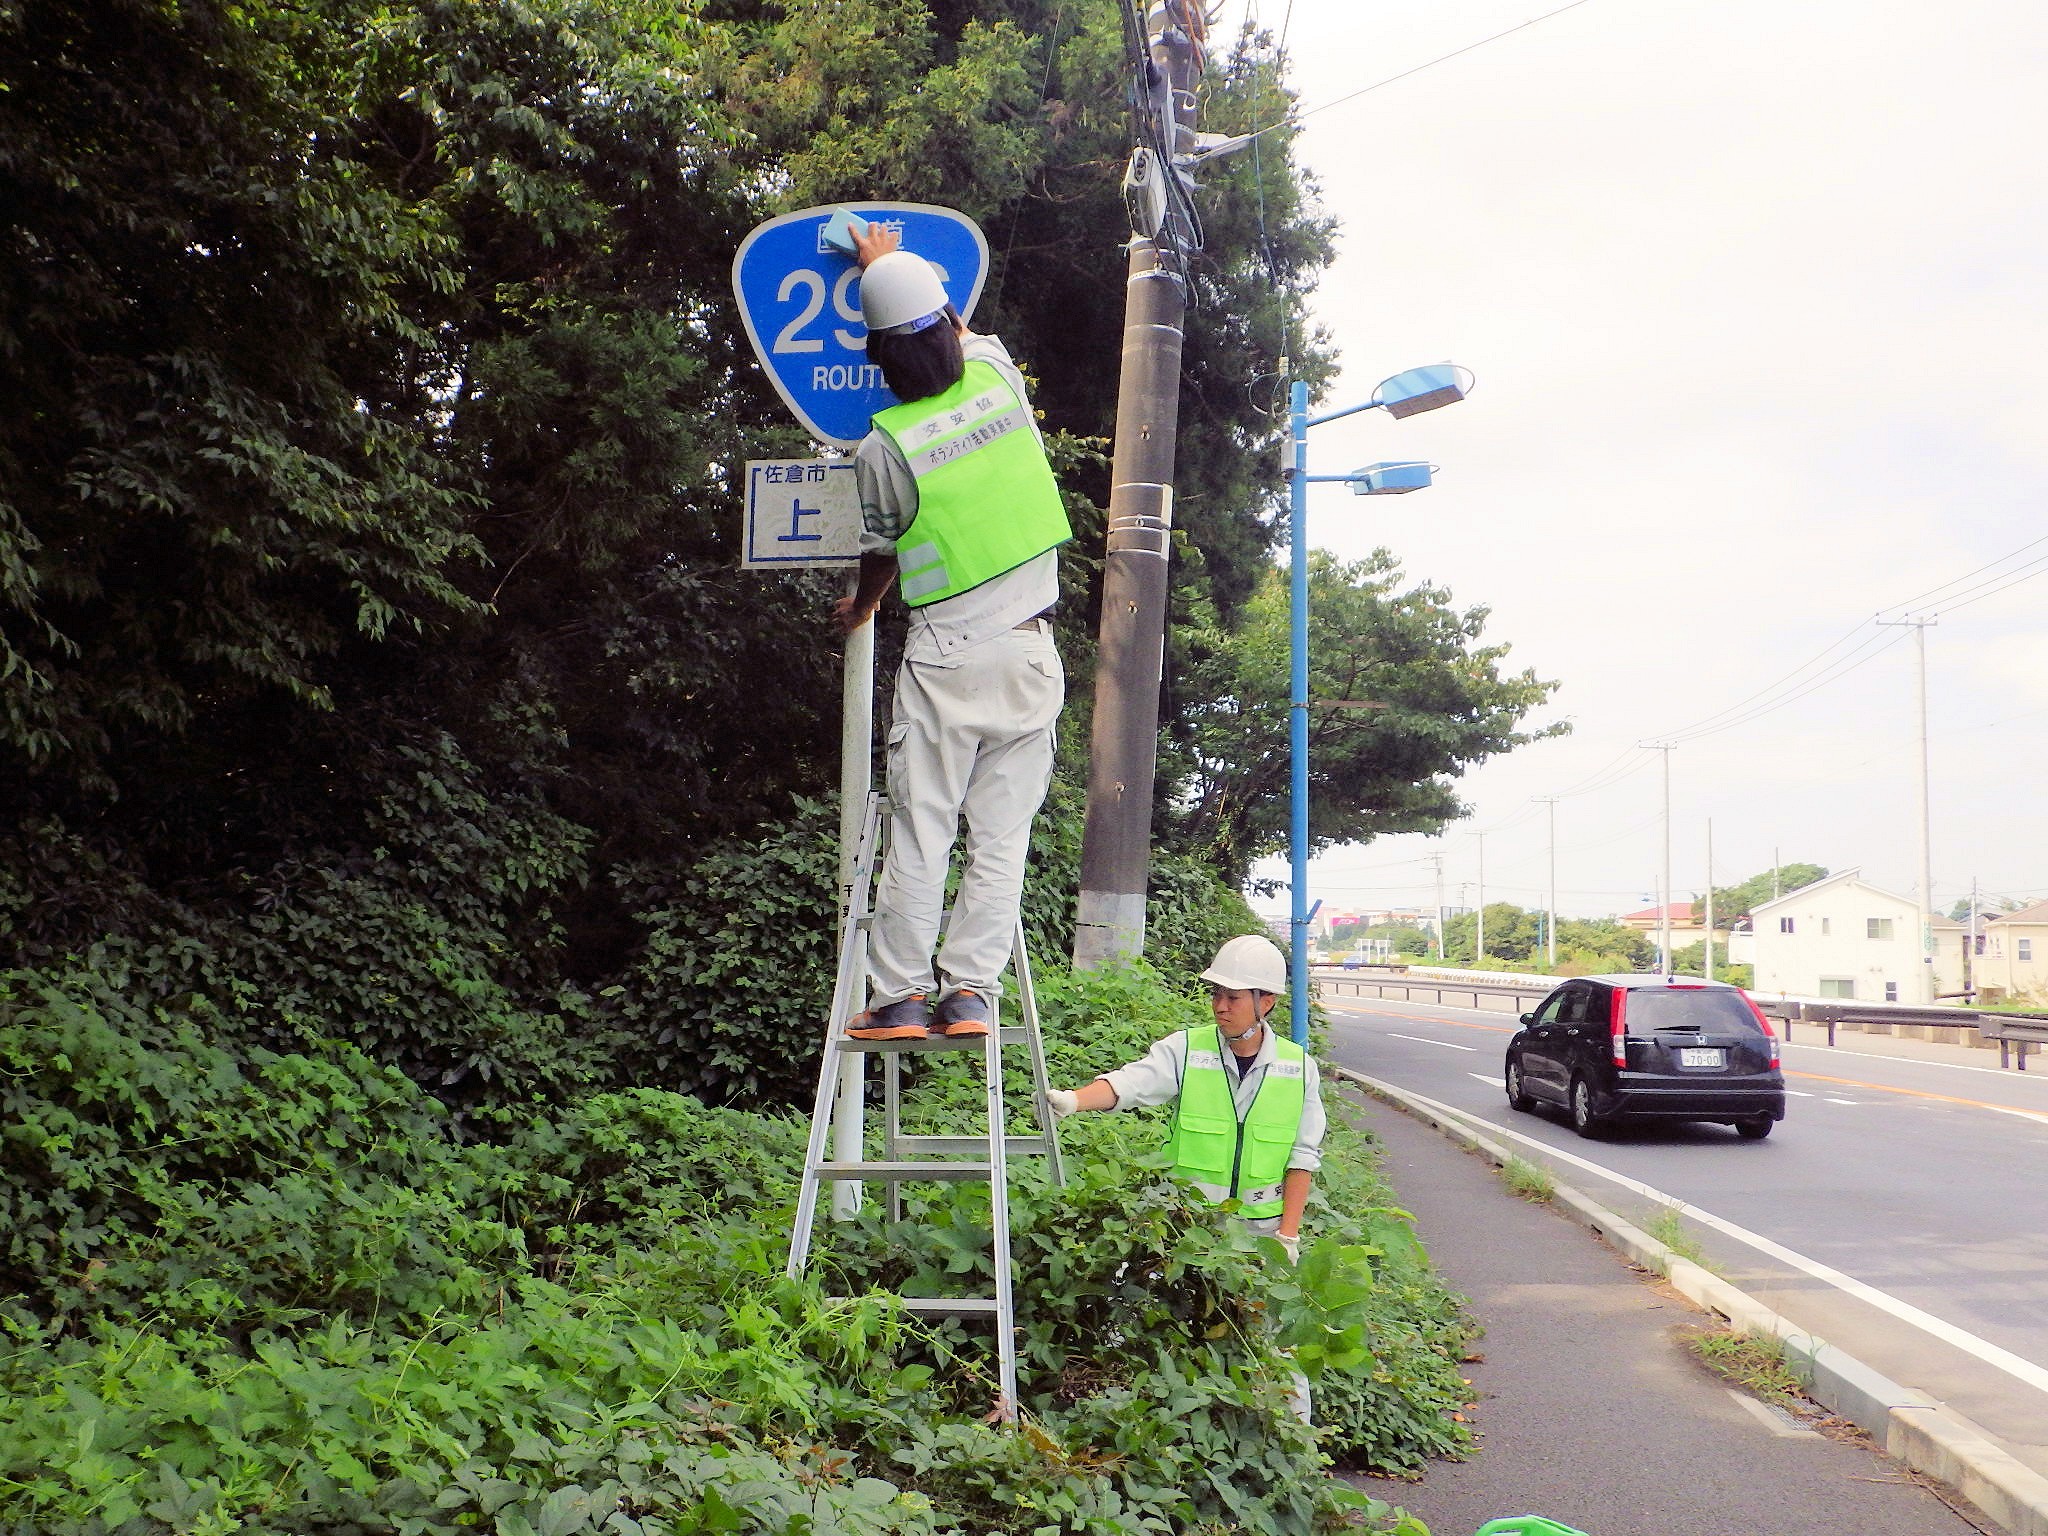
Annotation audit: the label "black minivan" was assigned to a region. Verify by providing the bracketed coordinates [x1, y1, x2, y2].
[1504, 974, 1786, 1139]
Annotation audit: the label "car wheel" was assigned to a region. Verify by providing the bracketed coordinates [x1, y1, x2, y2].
[1570, 1076, 1606, 1139]
[1736, 1115, 1774, 1140]
[1505, 1058, 1535, 1112]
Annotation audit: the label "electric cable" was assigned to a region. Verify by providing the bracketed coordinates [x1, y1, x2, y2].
[1228, 0, 1602, 149]
[1877, 532, 2048, 620]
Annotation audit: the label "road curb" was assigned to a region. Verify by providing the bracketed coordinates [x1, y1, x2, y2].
[1334, 1066, 2048, 1536]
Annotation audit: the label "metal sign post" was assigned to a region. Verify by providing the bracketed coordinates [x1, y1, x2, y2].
[733, 204, 989, 1218]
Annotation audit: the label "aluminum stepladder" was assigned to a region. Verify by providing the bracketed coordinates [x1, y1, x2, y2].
[785, 791, 1066, 1422]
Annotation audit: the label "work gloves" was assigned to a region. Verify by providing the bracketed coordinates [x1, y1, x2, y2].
[1046, 1088, 1079, 1119]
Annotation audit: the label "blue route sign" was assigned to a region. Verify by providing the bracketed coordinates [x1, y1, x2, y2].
[732, 204, 989, 448]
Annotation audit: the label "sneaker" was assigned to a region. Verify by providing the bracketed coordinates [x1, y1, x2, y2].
[847, 995, 931, 1040]
[935, 989, 992, 1037]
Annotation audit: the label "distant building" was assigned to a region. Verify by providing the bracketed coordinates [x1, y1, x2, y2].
[1750, 869, 1962, 1002]
[1619, 900, 1710, 954]
[1966, 900, 2048, 1003]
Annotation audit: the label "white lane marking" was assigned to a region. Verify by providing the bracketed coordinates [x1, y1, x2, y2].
[1781, 1037, 2039, 1081]
[1726, 1389, 1821, 1439]
[1388, 1032, 1479, 1052]
[1786, 1090, 1816, 1098]
[1347, 1074, 2048, 1401]
[1823, 1097, 1860, 1106]
[1469, 1073, 1500, 1087]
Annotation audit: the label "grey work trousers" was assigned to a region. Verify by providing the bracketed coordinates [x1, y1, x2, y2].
[867, 624, 1062, 1006]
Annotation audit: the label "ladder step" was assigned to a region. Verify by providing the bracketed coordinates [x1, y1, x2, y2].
[900, 1297, 1002, 1317]
[827, 1295, 1002, 1317]
[836, 1027, 1026, 1053]
[813, 1160, 992, 1181]
[896, 1134, 1049, 1156]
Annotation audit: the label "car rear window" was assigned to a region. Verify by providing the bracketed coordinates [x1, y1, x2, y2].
[1626, 988, 1762, 1033]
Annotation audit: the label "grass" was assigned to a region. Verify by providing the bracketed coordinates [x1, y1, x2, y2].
[1687, 1328, 1810, 1406]
[1496, 1154, 1554, 1203]
[1643, 1205, 1719, 1274]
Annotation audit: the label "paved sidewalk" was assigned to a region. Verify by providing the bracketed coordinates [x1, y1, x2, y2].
[1342, 1089, 1989, 1536]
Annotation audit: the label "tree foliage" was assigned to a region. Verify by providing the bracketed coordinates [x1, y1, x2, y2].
[1694, 863, 1829, 925]
[1170, 552, 1561, 888]
[1439, 903, 1653, 975]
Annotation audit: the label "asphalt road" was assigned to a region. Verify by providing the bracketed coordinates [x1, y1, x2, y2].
[1321, 992, 2048, 1480]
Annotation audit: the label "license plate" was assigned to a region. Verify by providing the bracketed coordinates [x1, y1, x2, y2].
[1680, 1047, 1725, 1068]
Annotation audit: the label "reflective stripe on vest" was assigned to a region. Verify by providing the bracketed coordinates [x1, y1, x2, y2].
[873, 358, 1071, 607]
[1165, 1026, 1306, 1221]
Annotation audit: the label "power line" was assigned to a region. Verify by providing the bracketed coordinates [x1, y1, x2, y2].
[1231, 0, 1601, 147]
[1878, 532, 2048, 620]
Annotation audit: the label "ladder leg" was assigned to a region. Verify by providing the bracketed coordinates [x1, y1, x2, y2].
[884, 1048, 904, 1225]
[789, 794, 883, 1278]
[983, 1020, 1018, 1422]
[1012, 917, 1065, 1188]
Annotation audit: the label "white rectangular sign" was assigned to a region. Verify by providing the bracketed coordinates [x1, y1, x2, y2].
[741, 458, 861, 569]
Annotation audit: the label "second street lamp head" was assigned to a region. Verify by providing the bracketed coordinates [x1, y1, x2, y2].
[1375, 363, 1471, 419]
[1349, 461, 1434, 495]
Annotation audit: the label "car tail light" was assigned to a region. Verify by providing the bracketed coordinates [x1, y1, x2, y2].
[1609, 988, 1628, 1068]
[1742, 994, 1781, 1067]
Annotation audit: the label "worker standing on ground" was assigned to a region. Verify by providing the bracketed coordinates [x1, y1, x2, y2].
[1044, 935, 1326, 1256]
[1046, 933, 1324, 1420]
[835, 219, 1071, 1043]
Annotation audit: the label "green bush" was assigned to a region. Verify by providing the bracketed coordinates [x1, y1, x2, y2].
[1, 960, 1463, 1534]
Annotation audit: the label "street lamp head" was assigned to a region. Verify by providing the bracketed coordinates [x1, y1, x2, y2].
[1375, 363, 1471, 419]
[1348, 461, 1434, 495]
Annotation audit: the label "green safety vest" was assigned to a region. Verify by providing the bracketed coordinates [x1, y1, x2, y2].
[873, 358, 1071, 607]
[1165, 1026, 1307, 1220]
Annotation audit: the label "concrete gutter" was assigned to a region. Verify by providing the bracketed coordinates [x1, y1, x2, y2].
[1335, 1065, 2048, 1536]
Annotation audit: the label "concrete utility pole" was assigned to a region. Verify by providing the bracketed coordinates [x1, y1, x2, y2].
[1073, 1, 1205, 968]
[1431, 850, 1447, 960]
[1537, 796, 1559, 970]
[1642, 741, 1674, 971]
[1967, 876, 1979, 998]
[1476, 832, 1487, 966]
[1704, 818, 1715, 983]
[1878, 616, 1937, 1003]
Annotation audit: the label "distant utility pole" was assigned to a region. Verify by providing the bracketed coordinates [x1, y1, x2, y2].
[1878, 616, 1937, 1003]
[1704, 818, 1715, 983]
[1641, 740, 1675, 971]
[1475, 832, 1487, 966]
[1431, 850, 1447, 961]
[1074, 1, 1206, 968]
[1967, 876, 1979, 998]
[1536, 796, 1559, 970]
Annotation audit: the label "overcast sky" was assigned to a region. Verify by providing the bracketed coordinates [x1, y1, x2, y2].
[1226, 0, 2048, 923]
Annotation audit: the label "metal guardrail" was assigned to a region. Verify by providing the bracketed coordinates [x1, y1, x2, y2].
[1313, 969, 1551, 1016]
[1748, 997, 2042, 1070]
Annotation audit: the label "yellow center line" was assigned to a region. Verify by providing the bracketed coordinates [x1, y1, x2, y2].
[1786, 1067, 2048, 1120]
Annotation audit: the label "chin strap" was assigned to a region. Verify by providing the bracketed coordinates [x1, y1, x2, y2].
[1220, 1019, 1263, 1045]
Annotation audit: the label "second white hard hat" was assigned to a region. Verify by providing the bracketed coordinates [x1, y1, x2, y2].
[859, 251, 950, 333]
[1200, 934, 1287, 996]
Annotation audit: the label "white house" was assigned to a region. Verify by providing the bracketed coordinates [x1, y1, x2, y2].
[1750, 870, 1961, 1003]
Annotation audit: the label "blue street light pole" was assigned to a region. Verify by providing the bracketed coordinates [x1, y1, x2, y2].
[1282, 367, 1469, 1043]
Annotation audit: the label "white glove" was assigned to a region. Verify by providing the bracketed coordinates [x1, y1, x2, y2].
[1277, 1232, 1301, 1264]
[1046, 1088, 1079, 1120]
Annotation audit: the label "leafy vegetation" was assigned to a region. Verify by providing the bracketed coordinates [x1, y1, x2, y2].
[1436, 905, 1653, 975]
[1, 960, 1468, 1534]
[1496, 1157, 1555, 1205]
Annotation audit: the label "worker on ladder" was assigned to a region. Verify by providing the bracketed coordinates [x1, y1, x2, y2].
[833, 219, 1071, 1043]
[1045, 935, 1325, 1419]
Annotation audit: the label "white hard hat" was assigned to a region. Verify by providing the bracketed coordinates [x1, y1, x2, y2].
[1200, 935, 1287, 996]
[859, 251, 950, 333]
